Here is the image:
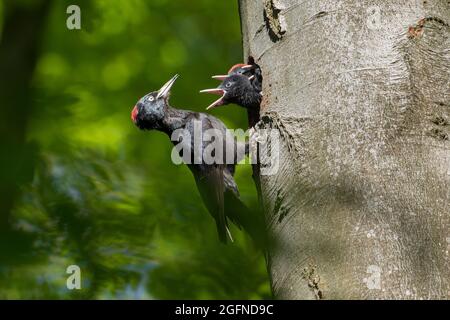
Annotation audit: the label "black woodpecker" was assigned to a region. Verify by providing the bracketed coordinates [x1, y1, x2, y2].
[131, 75, 261, 244]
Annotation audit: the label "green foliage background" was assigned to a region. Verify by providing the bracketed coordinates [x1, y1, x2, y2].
[0, 0, 270, 299]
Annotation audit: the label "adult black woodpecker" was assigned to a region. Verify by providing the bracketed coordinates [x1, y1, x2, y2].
[131, 75, 261, 244]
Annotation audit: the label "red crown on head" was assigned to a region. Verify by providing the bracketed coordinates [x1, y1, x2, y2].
[131, 105, 138, 123]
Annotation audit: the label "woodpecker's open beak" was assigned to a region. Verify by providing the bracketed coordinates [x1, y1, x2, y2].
[156, 74, 179, 99]
[199, 88, 226, 110]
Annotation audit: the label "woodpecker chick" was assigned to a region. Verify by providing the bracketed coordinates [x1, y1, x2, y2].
[200, 74, 261, 111]
[131, 75, 259, 244]
[211, 63, 254, 81]
[213, 60, 262, 93]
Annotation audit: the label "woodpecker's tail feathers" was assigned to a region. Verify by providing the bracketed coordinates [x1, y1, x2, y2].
[216, 219, 228, 243]
[224, 190, 267, 250]
[226, 226, 234, 243]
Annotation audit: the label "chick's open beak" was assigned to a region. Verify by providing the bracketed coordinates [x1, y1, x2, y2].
[239, 64, 253, 70]
[211, 75, 228, 81]
[199, 88, 226, 110]
[212, 64, 253, 81]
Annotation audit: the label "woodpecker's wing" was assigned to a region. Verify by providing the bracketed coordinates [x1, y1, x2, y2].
[194, 164, 229, 243]
[224, 168, 239, 198]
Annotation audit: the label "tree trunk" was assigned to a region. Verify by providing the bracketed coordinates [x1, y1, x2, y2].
[239, 0, 449, 299]
[0, 0, 51, 232]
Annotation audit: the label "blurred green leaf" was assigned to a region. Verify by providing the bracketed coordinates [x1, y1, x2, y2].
[0, 0, 270, 300]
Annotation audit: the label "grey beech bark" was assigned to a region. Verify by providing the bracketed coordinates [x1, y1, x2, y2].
[239, 0, 449, 299]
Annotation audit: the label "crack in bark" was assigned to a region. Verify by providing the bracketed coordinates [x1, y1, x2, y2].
[408, 17, 450, 39]
[394, 16, 450, 144]
[301, 264, 324, 299]
[272, 189, 290, 223]
[311, 11, 328, 20]
[263, 0, 287, 42]
[258, 112, 313, 159]
[431, 115, 448, 127]
[429, 128, 449, 141]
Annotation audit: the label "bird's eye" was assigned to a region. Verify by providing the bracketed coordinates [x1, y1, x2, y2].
[225, 82, 232, 88]
[148, 96, 154, 102]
